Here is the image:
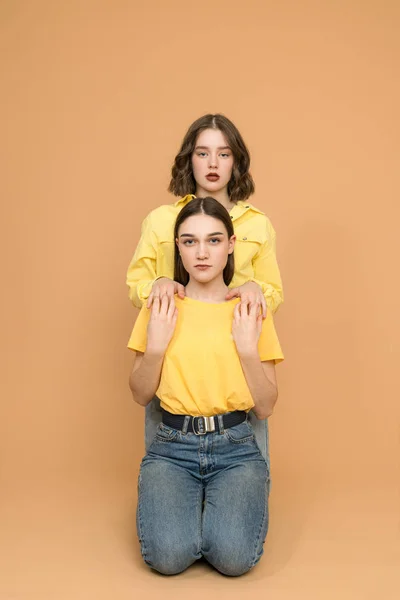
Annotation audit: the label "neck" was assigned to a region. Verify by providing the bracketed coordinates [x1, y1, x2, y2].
[185, 277, 229, 303]
[195, 185, 236, 212]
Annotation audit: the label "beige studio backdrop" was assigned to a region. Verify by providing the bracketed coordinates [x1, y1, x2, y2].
[1, 1, 399, 598]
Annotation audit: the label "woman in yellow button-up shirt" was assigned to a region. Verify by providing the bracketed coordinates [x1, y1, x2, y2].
[126, 113, 284, 316]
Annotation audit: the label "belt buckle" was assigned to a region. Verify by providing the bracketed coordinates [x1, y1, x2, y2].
[192, 415, 216, 435]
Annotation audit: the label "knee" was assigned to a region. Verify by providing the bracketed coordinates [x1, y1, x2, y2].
[203, 542, 255, 577]
[140, 537, 198, 576]
[145, 548, 195, 576]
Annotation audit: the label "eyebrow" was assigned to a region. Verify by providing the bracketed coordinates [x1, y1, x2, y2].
[194, 146, 231, 151]
[179, 232, 225, 238]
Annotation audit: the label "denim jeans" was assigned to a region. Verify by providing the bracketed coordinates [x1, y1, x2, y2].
[137, 418, 270, 576]
[145, 397, 270, 468]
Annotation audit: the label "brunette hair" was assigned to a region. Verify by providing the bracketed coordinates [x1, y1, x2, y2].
[168, 114, 255, 202]
[174, 197, 235, 286]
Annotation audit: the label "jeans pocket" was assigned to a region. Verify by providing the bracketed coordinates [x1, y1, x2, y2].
[154, 423, 180, 443]
[225, 421, 255, 444]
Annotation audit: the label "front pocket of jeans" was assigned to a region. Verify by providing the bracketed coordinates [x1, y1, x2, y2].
[225, 421, 255, 444]
[154, 423, 179, 443]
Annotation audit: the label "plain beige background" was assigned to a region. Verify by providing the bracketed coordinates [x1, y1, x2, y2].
[1, 1, 399, 598]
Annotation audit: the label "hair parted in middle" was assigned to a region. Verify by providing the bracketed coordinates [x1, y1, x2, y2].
[168, 114, 255, 202]
[174, 197, 235, 287]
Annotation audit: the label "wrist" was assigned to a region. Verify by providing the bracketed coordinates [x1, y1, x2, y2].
[144, 347, 166, 361]
[237, 347, 259, 361]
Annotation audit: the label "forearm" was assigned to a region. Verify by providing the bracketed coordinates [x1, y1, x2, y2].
[129, 351, 164, 406]
[238, 353, 278, 419]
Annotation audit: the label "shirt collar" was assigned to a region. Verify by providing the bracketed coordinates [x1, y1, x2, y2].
[174, 195, 264, 215]
[174, 194, 196, 207]
[236, 200, 265, 215]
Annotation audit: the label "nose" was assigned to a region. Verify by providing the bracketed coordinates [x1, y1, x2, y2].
[196, 242, 209, 259]
[208, 152, 218, 169]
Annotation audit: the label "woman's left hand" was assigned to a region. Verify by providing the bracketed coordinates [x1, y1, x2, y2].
[232, 302, 262, 357]
[226, 281, 267, 319]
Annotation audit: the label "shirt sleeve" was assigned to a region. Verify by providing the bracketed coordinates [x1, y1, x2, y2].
[252, 221, 284, 314]
[257, 311, 284, 363]
[126, 212, 161, 308]
[127, 305, 151, 353]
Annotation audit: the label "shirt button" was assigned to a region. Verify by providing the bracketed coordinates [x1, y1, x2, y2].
[246, 205, 249, 208]
[243, 237, 247, 240]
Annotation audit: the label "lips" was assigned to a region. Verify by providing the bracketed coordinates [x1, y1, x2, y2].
[194, 265, 211, 270]
[206, 173, 219, 181]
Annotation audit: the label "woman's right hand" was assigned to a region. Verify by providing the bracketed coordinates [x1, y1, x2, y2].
[146, 277, 185, 309]
[146, 296, 178, 356]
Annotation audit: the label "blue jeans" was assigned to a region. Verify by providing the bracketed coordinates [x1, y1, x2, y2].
[137, 418, 270, 576]
[145, 397, 270, 468]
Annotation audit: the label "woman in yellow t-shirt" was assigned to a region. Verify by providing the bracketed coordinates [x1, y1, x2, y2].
[128, 197, 284, 576]
[126, 113, 284, 455]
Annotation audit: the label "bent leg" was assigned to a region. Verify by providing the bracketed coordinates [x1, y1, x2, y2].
[202, 459, 269, 576]
[137, 455, 202, 575]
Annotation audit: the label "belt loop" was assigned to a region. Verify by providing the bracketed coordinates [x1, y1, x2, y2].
[182, 415, 190, 434]
[217, 414, 225, 434]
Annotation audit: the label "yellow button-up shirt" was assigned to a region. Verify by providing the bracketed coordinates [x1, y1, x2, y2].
[126, 195, 284, 313]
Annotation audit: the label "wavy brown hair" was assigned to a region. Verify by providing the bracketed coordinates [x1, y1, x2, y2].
[168, 114, 255, 202]
[174, 197, 235, 286]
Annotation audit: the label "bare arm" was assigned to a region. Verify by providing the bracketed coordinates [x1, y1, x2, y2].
[128, 295, 177, 406]
[237, 356, 278, 419]
[129, 351, 165, 406]
[232, 303, 279, 420]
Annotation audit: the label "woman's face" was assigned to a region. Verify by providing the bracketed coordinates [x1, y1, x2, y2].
[176, 214, 235, 284]
[191, 129, 234, 196]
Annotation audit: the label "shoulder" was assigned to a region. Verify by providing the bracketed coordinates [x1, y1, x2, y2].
[237, 201, 276, 242]
[143, 195, 195, 239]
[145, 203, 179, 223]
[141, 203, 180, 239]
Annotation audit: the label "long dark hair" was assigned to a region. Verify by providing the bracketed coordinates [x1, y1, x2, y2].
[168, 114, 255, 202]
[174, 197, 235, 286]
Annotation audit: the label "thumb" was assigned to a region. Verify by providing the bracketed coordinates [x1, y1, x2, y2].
[226, 287, 239, 299]
[176, 283, 186, 298]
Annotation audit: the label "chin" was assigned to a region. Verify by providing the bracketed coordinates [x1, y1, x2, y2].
[189, 271, 214, 283]
[203, 181, 226, 193]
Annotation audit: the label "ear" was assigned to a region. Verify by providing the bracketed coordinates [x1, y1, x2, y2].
[228, 234, 236, 254]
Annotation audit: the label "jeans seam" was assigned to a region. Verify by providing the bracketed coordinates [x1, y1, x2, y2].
[197, 483, 203, 556]
[137, 471, 149, 564]
[249, 475, 269, 569]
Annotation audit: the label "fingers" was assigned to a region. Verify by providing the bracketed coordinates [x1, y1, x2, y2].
[146, 292, 153, 309]
[167, 293, 176, 318]
[261, 296, 267, 319]
[240, 300, 249, 316]
[176, 283, 186, 299]
[160, 294, 169, 314]
[150, 295, 160, 316]
[249, 302, 259, 318]
[233, 302, 241, 321]
[226, 287, 239, 299]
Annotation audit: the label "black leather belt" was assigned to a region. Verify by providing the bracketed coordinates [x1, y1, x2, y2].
[161, 409, 246, 435]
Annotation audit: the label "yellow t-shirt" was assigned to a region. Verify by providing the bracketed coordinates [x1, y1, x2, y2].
[128, 296, 284, 416]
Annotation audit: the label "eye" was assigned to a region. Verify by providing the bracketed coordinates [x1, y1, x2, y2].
[210, 238, 221, 244]
[220, 153, 231, 158]
[183, 239, 195, 245]
[197, 152, 207, 158]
